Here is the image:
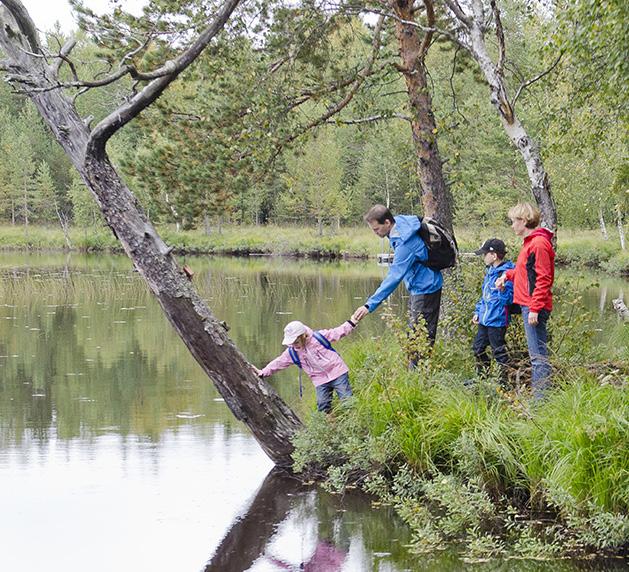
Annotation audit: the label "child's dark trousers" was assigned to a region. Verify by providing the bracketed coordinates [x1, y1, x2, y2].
[472, 325, 510, 384]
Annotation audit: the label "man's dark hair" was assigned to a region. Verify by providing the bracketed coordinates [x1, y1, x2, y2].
[364, 204, 395, 224]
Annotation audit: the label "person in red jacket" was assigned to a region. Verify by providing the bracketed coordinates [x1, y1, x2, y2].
[496, 203, 555, 399]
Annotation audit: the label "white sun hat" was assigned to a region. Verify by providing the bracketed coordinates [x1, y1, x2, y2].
[282, 321, 307, 345]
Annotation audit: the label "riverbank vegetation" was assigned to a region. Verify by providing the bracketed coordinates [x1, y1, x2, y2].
[0, 224, 626, 275]
[291, 269, 629, 560]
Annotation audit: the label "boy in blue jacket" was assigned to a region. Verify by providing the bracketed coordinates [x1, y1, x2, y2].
[472, 238, 515, 386]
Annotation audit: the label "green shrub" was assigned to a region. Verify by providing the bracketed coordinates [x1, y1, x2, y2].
[602, 249, 629, 275]
[521, 380, 629, 512]
[556, 238, 618, 269]
[291, 277, 629, 558]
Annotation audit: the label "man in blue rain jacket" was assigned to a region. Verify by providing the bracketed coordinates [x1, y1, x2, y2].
[352, 205, 443, 345]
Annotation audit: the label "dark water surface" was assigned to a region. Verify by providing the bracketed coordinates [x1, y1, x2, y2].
[0, 253, 626, 572]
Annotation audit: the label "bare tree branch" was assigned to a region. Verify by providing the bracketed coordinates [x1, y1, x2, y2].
[504, 58, 526, 84]
[448, 44, 467, 122]
[87, 0, 241, 154]
[51, 37, 78, 77]
[14, 43, 48, 59]
[25, 65, 135, 93]
[512, 51, 564, 109]
[443, 0, 472, 27]
[325, 112, 411, 125]
[419, 0, 435, 57]
[120, 35, 152, 67]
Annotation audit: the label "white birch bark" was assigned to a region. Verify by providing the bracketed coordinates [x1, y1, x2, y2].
[444, 0, 558, 232]
[599, 207, 609, 240]
[617, 204, 626, 250]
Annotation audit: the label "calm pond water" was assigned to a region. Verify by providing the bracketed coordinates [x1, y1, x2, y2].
[0, 252, 626, 572]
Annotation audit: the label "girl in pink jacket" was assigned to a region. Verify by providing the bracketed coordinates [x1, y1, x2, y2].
[252, 319, 359, 413]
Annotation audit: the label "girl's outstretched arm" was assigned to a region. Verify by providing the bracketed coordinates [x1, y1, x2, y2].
[258, 349, 294, 377]
[318, 319, 357, 342]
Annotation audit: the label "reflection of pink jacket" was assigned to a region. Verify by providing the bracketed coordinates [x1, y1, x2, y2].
[269, 540, 347, 571]
[259, 321, 356, 387]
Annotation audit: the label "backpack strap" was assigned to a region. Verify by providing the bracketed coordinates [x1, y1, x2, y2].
[288, 347, 301, 368]
[313, 331, 337, 353]
[288, 347, 303, 398]
[288, 333, 336, 399]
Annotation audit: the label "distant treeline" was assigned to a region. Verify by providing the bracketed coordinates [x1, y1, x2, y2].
[0, 4, 625, 235]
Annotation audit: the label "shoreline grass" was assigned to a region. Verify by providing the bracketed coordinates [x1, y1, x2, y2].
[291, 284, 629, 560]
[0, 224, 626, 275]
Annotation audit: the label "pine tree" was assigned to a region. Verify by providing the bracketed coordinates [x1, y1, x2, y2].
[67, 170, 102, 228]
[34, 161, 57, 223]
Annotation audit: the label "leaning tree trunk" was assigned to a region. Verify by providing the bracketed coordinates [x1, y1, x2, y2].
[81, 151, 303, 467]
[0, 0, 302, 468]
[393, 0, 454, 233]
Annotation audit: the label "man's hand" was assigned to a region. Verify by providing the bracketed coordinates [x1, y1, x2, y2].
[352, 305, 369, 322]
[472, 314, 479, 325]
[495, 274, 507, 291]
[527, 311, 539, 326]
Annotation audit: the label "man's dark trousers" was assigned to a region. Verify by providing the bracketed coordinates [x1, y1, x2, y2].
[409, 289, 442, 345]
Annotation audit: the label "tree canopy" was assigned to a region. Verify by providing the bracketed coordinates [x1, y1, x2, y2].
[0, 0, 625, 233]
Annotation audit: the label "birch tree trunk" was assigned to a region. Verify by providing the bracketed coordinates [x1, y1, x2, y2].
[444, 0, 558, 232]
[617, 204, 626, 250]
[599, 207, 609, 240]
[0, 0, 302, 468]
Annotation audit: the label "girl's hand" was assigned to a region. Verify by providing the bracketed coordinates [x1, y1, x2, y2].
[352, 305, 369, 322]
[251, 364, 263, 377]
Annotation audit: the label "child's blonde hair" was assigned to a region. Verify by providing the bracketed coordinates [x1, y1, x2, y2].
[508, 202, 541, 229]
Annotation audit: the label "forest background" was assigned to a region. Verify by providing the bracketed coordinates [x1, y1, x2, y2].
[0, 0, 626, 259]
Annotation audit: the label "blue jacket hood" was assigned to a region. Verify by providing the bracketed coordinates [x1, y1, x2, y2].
[391, 215, 421, 241]
[486, 260, 515, 277]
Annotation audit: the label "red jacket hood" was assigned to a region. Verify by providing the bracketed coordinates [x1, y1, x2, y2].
[525, 227, 554, 245]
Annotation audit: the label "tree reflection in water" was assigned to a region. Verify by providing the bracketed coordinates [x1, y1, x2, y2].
[204, 468, 354, 572]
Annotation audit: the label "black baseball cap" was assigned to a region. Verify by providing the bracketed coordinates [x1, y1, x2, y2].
[475, 238, 506, 255]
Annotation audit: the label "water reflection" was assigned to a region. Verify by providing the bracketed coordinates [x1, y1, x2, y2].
[204, 468, 417, 572]
[0, 254, 626, 572]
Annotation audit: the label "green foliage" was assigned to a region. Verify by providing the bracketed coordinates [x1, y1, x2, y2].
[280, 129, 347, 230]
[522, 381, 629, 511]
[556, 236, 626, 273]
[602, 250, 629, 275]
[3, 2, 627, 234]
[553, 0, 628, 112]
